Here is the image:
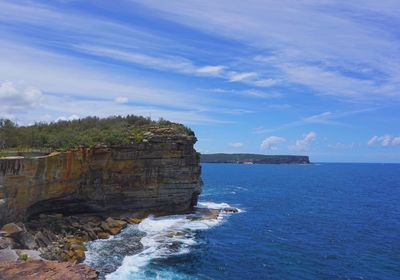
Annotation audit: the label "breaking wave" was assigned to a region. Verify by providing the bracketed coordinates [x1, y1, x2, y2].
[99, 202, 240, 280]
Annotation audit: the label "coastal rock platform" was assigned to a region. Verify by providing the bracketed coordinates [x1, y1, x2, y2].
[0, 260, 98, 280]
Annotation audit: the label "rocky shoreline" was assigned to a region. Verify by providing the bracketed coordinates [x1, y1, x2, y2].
[0, 206, 239, 279]
[0, 212, 145, 279]
[0, 214, 146, 258]
[0, 125, 204, 279]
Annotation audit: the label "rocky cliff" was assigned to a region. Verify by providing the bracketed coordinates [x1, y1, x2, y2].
[0, 127, 201, 226]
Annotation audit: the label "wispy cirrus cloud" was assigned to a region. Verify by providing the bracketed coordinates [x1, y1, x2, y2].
[138, 0, 400, 101]
[254, 108, 375, 133]
[196, 65, 225, 76]
[76, 45, 278, 87]
[210, 88, 282, 99]
[1, 0, 399, 162]
[0, 41, 231, 124]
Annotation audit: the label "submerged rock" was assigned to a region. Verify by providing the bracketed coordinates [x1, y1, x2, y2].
[222, 207, 239, 213]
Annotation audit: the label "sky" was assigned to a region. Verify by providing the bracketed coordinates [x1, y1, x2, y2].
[0, 0, 399, 163]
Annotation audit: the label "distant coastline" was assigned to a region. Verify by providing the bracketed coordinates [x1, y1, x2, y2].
[201, 153, 310, 164]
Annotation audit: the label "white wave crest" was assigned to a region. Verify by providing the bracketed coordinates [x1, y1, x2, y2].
[106, 201, 239, 280]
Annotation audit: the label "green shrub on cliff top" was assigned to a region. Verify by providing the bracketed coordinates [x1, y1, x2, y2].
[0, 115, 194, 152]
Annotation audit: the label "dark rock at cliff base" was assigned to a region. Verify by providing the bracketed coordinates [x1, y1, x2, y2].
[18, 232, 37, 250]
[1, 224, 39, 250]
[34, 231, 52, 248]
[0, 237, 15, 250]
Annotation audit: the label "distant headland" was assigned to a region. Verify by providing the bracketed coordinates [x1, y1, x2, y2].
[201, 153, 310, 164]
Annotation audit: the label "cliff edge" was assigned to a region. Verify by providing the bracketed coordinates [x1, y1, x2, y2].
[0, 126, 201, 226]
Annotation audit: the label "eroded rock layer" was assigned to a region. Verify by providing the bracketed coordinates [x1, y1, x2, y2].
[0, 128, 201, 226]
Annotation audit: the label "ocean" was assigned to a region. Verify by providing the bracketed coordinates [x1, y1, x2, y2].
[85, 163, 400, 279]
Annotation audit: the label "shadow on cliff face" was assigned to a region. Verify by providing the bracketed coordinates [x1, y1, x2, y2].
[26, 198, 99, 220]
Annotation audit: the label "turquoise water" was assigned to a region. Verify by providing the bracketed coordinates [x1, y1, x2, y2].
[86, 163, 400, 279]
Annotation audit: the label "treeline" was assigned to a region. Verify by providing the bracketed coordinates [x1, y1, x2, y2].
[0, 115, 193, 151]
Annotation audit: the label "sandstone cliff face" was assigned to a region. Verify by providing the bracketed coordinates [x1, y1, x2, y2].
[0, 128, 201, 226]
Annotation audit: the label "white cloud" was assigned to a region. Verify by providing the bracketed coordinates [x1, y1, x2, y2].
[0, 41, 223, 116]
[290, 131, 317, 151]
[368, 135, 400, 147]
[0, 81, 42, 117]
[392, 137, 400, 146]
[115, 96, 129, 103]
[229, 72, 257, 82]
[227, 72, 279, 87]
[367, 136, 379, 146]
[76, 45, 276, 88]
[40, 94, 228, 125]
[381, 136, 393, 146]
[196, 65, 225, 76]
[260, 136, 286, 150]
[55, 114, 79, 122]
[228, 142, 244, 148]
[76, 45, 196, 74]
[139, 0, 400, 100]
[278, 64, 377, 98]
[253, 78, 279, 87]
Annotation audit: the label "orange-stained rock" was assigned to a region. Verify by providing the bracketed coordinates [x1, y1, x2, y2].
[127, 217, 144, 224]
[96, 232, 109, 239]
[105, 217, 127, 229]
[1, 223, 23, 237]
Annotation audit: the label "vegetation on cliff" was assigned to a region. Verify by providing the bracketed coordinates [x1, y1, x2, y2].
[0, 115, 194, 152]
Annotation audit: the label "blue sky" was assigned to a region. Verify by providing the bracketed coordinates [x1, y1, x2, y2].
[0, 0, 399, 162]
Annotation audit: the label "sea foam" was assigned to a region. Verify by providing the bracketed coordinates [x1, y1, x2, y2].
[105, 201, 239, 280]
